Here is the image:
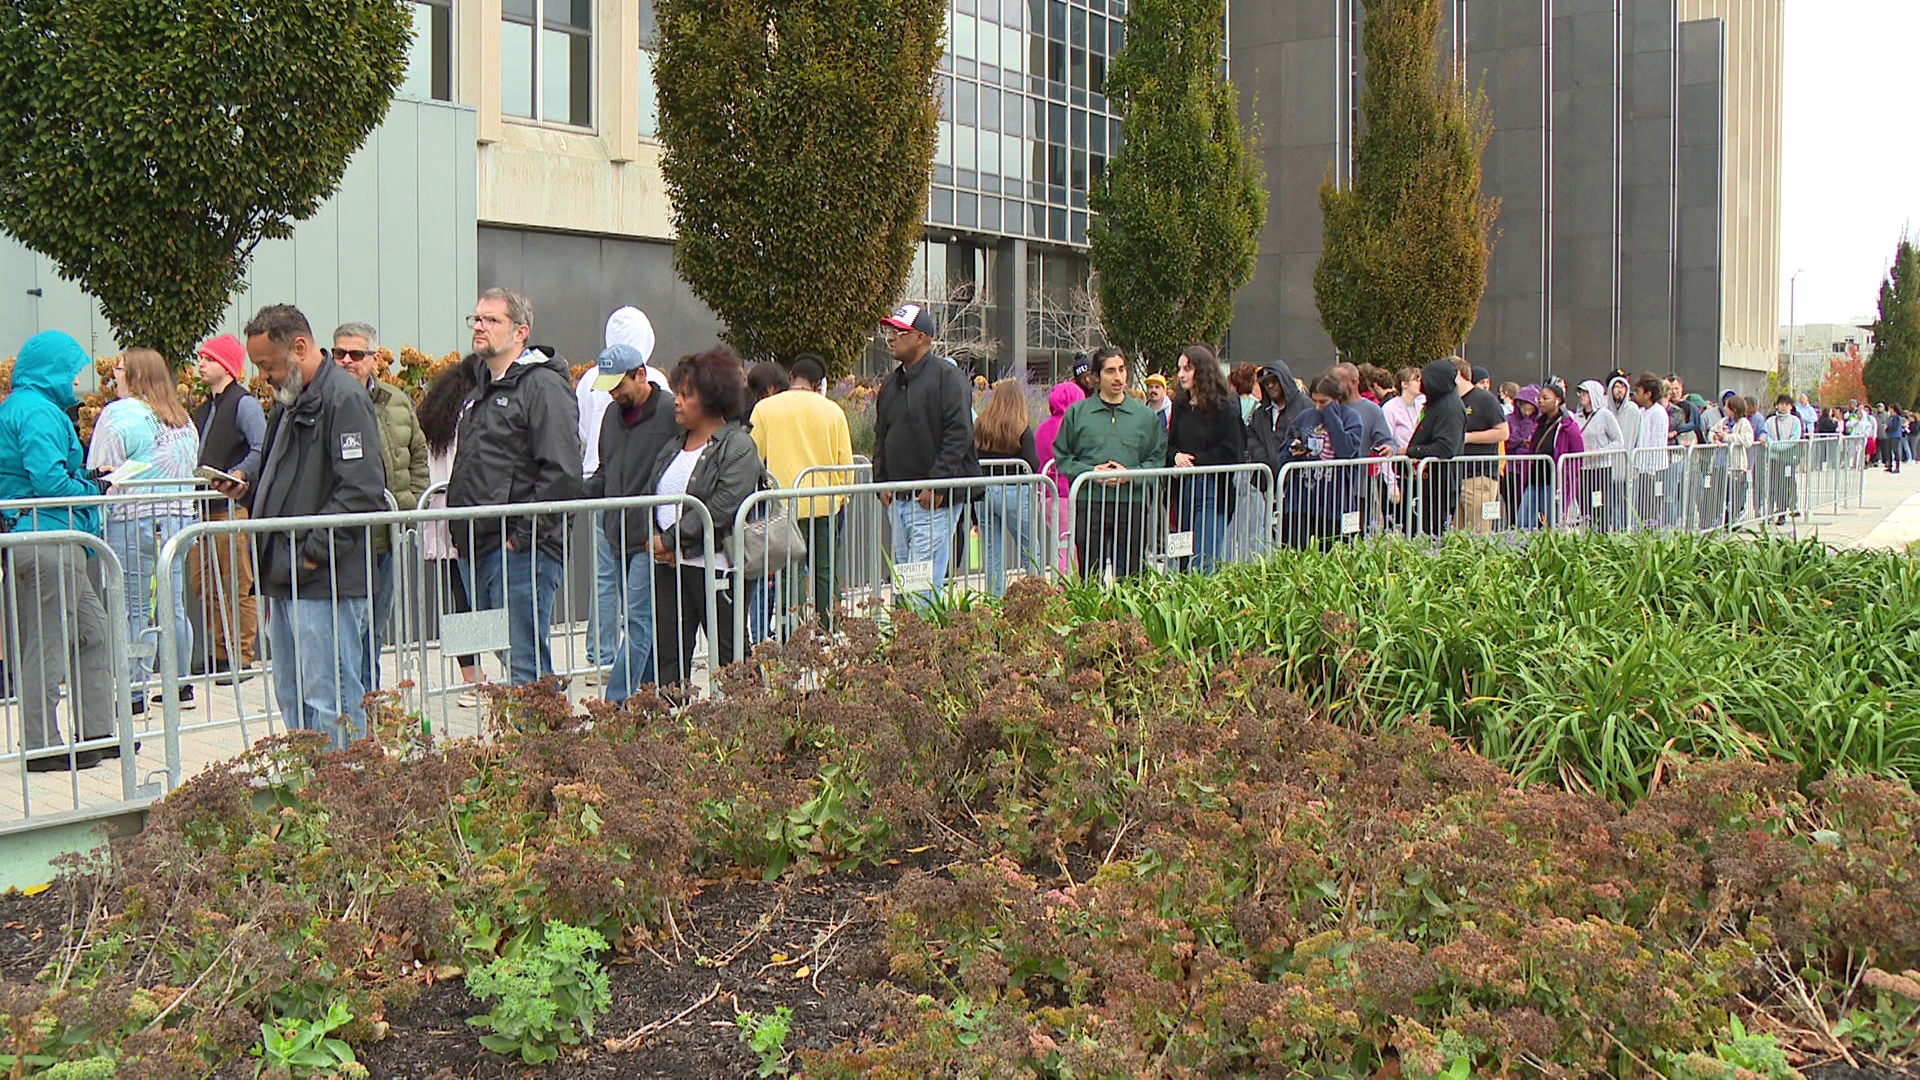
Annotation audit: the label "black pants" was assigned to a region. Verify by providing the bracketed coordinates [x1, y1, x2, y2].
[1074, 497, 1148, 580]
[653, 564, 737, 687]
[1416, 474, 1458, 537]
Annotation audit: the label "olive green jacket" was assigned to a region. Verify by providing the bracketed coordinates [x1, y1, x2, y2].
[367, 380, 429, 551]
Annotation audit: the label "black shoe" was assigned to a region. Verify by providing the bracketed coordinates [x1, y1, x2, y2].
[96, 742, 139, 761]
[212, 664, 255, 687]
[128, 696, 146, 716]
[24, 749, 104, 773]
[149, 685, 196, 711]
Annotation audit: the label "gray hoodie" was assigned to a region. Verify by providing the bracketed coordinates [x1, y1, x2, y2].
[1578, 379, 1627, 480]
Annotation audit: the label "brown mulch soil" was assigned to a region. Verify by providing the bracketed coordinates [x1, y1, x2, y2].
[0, 849, 949, 1080]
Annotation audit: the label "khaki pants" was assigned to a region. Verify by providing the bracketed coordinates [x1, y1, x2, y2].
[1455, 474, 1500, 535]
[189, 505, 258, 666]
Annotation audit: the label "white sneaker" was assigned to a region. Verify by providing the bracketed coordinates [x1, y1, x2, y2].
[456, 688, 479, 709]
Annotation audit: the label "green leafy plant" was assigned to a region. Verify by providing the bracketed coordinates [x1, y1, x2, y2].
[0, 0, 412, 364]
[736, 1005, 794, 1077]
[1314, 0, 1500, 368]
[1865, 235, 1920, 408]
[1089, 0, 1267, 369]
[255, 1000, 364, 1078]
[656, 0, 944, 373]
[466, 923, 612, 1065]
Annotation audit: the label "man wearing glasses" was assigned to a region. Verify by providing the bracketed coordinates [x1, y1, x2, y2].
[872, 304, 977, 600]
[332, 323, 428, 690]
[446, 288, 582, 686]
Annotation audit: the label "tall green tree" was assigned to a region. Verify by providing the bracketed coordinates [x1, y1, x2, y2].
[1089, 0, 1267, 370]
[1314, 0, 1499, 369]
[1864, 237, 1920, 407]
[657, 0, 943, 374]
[0, 0, 412, 364]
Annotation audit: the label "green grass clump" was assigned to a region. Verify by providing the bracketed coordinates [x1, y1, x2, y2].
[1059, 531, 1920, 801]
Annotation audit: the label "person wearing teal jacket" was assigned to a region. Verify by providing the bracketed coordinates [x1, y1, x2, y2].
[0, 330, 118, 771]
[1052, 347, 1167, 579]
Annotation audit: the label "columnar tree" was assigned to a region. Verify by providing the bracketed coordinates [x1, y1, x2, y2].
[1089, 0, 1267, 370]
[1314, 0, 1499, 369]
[1864, 237, 1920, 407]
[657, 0, 944, 375]
[0, 0, 412, 363]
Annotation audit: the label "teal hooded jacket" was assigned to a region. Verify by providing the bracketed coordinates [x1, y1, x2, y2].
[0, 331, 103, 535]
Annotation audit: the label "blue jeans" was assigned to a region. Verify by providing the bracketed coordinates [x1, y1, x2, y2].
[266, 594, 370, 751]
[1517, 484, 1555, 530]
[364, 552, 394, 690]
[1175, 479, 1228, 574]
[104, 514, 193, 688]
[889, 498, 960, 601]
[591, 523, 621, 668]
[981, 485, 1039, 597]
[605, 551, 657, 702]
[744, 576, 778, 646]
[465, 545, 565, 686]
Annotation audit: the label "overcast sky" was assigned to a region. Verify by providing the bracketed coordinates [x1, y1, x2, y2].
[1778, 0, 1918, 327]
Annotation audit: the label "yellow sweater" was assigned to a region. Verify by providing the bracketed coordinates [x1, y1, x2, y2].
[750, 390, 856, 518]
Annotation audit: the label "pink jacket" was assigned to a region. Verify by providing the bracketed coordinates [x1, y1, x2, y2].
[1036, 380, 1085, 498]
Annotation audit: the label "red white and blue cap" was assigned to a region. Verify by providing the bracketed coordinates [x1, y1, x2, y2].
[882, 303, 937, 337]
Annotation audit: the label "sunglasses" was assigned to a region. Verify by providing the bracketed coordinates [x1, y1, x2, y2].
[333, 349, 374, 363]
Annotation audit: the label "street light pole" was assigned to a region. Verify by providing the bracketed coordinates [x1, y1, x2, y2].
[1789, 268, 1804, 396]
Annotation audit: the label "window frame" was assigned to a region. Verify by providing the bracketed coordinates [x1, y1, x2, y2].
[500, 0, 597, 131]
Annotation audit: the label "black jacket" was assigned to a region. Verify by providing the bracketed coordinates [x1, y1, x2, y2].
[1167, 393, 1246, 513]
[447, 348, 582, 559]
[873, 353, 980, 485]
[642, 422, 764, 563]
[249, 358, 390, 600]
[584, 386, 679, 559]
[1244, 363, 1296, 486]
[1405, 360, 1466, 460]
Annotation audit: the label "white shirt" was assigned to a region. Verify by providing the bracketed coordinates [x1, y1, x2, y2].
[1636, 403, 1669, 473]
[654, 445, 729, 571]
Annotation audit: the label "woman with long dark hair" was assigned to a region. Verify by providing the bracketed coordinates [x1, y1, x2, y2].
[418, 356, 484, 704]
[1166, 344, 1245, 572]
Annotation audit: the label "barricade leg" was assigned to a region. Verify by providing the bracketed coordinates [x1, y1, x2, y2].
[365, 552, 395, 690]
[591, 518, 622, 670]
[466, 545, 565, 686]
[805, 515, 838, 630]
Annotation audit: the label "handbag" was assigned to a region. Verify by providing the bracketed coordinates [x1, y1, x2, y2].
[734, 473, 808, 579]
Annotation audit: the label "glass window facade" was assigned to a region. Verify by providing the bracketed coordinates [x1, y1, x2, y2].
[928, 0, 1125, 245]
[398, 0, 453, 103]
[502, 0, 594, 127]
[638, 0, 661, 139]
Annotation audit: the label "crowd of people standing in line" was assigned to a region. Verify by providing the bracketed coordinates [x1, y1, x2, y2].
[0, 290, 1899, 768]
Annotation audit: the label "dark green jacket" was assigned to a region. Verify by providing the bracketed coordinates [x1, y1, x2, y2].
[1051, 394, 1168, 502]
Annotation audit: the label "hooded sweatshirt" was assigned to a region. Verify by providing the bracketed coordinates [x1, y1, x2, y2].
[1576, 379, 1625, 457]
[0, 331, 103, 536]
[1036, 380, 1084, 499]
[1246, 363, 1296, 481]
[1507, 386, 1541, 455]
[1405, 360, 1466, 461]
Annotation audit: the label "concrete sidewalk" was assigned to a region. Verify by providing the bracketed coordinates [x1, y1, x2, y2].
[1798, 462, 1920, 551]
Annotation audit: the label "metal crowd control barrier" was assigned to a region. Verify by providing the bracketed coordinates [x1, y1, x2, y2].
[1404, 454, 1559, 536]
[152, 494, 717, 789]
[1273, 456, 1411, 547]
[0, 529, 147, 822]
[1556, 448, 1634, 532]
[1063, 463, 1273, 581]
[731, 472, 1055, 659]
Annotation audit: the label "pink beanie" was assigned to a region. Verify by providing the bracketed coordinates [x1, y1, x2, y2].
[197, 334, 247, 381]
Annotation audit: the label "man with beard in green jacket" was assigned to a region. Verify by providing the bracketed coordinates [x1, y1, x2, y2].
[1051, 347, 1167, 580]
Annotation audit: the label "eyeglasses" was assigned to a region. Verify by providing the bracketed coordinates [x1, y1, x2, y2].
[466, 314, 515, 330]
[333, 349, 373, 363]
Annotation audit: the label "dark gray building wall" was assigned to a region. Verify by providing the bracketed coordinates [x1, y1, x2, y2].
[1550, 0, 1621, 381]
[1674, 19, 1725, 396]
[477, 226, 724, 371]
[1462, 0, 1552, 385]
[1619, 0, 1677, 375]
[1227, 0, 1345, 369]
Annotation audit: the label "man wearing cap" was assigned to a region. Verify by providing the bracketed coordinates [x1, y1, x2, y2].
[1144, 373, 1172, 428]
[873, 303, 978, 598]
[581, 341, 678, 701]
[189, 333, 266, 679]
[1070, 353, 1098, 398]
[332, 322, 428, 690]
[581, 306, 667, 681]
[751, 353, 855, 630]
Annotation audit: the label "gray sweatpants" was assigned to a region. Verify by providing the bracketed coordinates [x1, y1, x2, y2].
[4, 545, 115, 753]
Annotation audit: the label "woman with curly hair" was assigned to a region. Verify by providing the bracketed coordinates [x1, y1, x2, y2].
[417, 355, 485, 704]
[644, 346, 763, 688]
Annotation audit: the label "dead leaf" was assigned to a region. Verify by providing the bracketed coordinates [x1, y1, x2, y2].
[793, 966, 811, 979]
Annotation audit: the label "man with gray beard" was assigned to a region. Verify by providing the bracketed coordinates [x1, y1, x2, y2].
[210, 304, 387, 749]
